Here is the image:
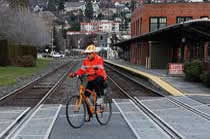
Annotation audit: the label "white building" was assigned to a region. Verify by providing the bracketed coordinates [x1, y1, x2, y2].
[92, 2, 100, 17]
[80, 20, 120, 33]
[64, 2, 86, 13]
[80, 22, 98, 32]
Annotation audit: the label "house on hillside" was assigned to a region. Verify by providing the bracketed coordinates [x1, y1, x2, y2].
[64, 2, 86, 14]
[92, 2, 100, 17]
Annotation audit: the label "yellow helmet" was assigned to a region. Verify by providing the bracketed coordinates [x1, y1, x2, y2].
[84, 44, 96, 53]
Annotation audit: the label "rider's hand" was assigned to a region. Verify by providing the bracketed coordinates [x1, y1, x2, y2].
[94, 67, 98, 70]
[69, 72, 76, 78]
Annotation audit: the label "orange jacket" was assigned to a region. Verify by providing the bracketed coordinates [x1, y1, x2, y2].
[76, 54, 107, 81]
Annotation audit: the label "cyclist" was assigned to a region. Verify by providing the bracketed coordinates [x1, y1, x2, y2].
[69, 44, 107, 105]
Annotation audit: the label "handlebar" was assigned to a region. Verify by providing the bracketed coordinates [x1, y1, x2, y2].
[77, 73, 96, 82]
[74, 67, 98, 82]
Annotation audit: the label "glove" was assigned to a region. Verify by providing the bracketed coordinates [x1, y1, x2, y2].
[69, 72, 76, 78]
[94, 67, 98, 70]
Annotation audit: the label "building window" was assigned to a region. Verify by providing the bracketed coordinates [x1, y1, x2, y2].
[200, 16, 208, 19]
[149, 17, 167, 32]
[176, 16, 193, 23]
[139, 17, 142, 35]
[208, 43, 210, 60]
[137, 19, 139, 35]
[196, 43, 204, 59]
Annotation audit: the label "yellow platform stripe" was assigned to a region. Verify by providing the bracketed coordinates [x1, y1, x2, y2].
[105, 60, 184, 96]
[186, 93, 210, 97]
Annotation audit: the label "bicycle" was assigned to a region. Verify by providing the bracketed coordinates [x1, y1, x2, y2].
[66, 75, 112, 128]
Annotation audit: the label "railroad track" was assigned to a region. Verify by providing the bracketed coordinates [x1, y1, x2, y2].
[105, 64, 210, 139]
[106, 64, 210, 120]
[0, 60, 79, 139]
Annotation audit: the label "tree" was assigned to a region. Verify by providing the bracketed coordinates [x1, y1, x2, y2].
[58, 0, 65, 11]
[97, 13, 104, 20]
[8, 0, 29, 9]
[0, 2, 50, 47]
[53, 27, 64, 52]
[111, 13, 118, 20]
[85, 1, 93, 20]
[130, 0, 137, 12]
[69, 22, 80, 31]
[48, 0, 57, 11]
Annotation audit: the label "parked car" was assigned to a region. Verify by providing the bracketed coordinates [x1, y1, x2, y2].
[52, 53, 65, 58]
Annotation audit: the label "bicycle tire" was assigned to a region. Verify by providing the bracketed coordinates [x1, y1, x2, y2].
[66, 95, 86, 128]
[95, 95, 112, 125]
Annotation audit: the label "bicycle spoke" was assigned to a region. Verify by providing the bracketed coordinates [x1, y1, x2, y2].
[66, 95, 86, 128]
[96, 96, 112, 125]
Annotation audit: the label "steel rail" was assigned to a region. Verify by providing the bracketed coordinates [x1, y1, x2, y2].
[106, 64, 210, 121]
[105, 64, 166, 96]
[108, 75, 184, 139]
[1, 61, 78, 139]
[0, 61, 72, 102]
[167, 96, 210, 120]
[4, 72, 66, 139]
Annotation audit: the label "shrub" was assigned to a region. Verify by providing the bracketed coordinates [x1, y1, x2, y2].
[184, 59, 202, 82]
[0, 40, 9, 66]
[16, 55, 36, 67]
[200, 71, 210, 87]
[7, 43, 37, 65]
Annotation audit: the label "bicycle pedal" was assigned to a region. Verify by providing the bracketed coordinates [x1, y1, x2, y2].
[85, 117, 91, 122]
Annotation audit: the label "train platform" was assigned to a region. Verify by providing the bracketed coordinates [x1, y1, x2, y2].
[105, 59, 210, 101]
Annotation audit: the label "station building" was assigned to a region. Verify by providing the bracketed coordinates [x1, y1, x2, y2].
[115, 2, 210, 69]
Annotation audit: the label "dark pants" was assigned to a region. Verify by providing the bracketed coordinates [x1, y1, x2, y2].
[85, 76, 105, 97]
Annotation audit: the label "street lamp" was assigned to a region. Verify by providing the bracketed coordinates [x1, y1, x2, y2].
[51, 25, 54, 56]
[78, 39, 81, 49]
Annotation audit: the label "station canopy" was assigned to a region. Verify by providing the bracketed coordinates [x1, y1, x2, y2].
[115, 19, 210, 46]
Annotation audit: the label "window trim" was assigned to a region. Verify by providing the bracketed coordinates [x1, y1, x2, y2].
[149, 16, 167, 32]
[176, 16, 193, 23]
[200, 16, 209, 19]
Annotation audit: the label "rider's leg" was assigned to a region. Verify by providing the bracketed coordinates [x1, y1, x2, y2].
[92, 76, 106, 105]
[94, 76, 105, 97]
[84, 81, 94, 120]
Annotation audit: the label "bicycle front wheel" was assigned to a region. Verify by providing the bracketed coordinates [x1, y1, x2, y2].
[66, 95, 86, 128]
[95, 96, 112, 125]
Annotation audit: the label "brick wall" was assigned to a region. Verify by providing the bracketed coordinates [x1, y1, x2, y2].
[131, 2, 210, 36]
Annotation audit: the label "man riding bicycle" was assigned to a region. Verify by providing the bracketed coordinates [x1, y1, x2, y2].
[69, 44, 107, 105]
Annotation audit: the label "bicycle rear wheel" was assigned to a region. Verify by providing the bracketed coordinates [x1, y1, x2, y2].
[95, 95, 112, 125]
[66, 95, 86, 128]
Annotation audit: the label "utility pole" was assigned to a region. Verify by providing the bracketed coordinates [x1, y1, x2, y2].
[51, 25, 54, 56]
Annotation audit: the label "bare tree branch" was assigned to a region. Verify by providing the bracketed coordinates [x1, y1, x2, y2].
[0, 1, 51, 47]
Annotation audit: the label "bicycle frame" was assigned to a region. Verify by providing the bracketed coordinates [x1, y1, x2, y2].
[79, 84, 97, 114]
[74, 75, 107, 117]
[66, 75, 112, 128]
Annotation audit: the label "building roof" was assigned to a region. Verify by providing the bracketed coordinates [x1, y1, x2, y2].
[115, 19, 210, 46]
[65, 2, 85, 8]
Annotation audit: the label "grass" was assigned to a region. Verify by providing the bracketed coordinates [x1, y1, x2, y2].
[0, 59, 51, 86]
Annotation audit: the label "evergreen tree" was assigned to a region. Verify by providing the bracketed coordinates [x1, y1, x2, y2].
[58, 0, 65, 11]
[69, 22, 80, 31]
[48, 0, 57, 11]
[97, 13, 104, 20]
[130, 0, 137, 12]
[85, 1, 93, 20]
